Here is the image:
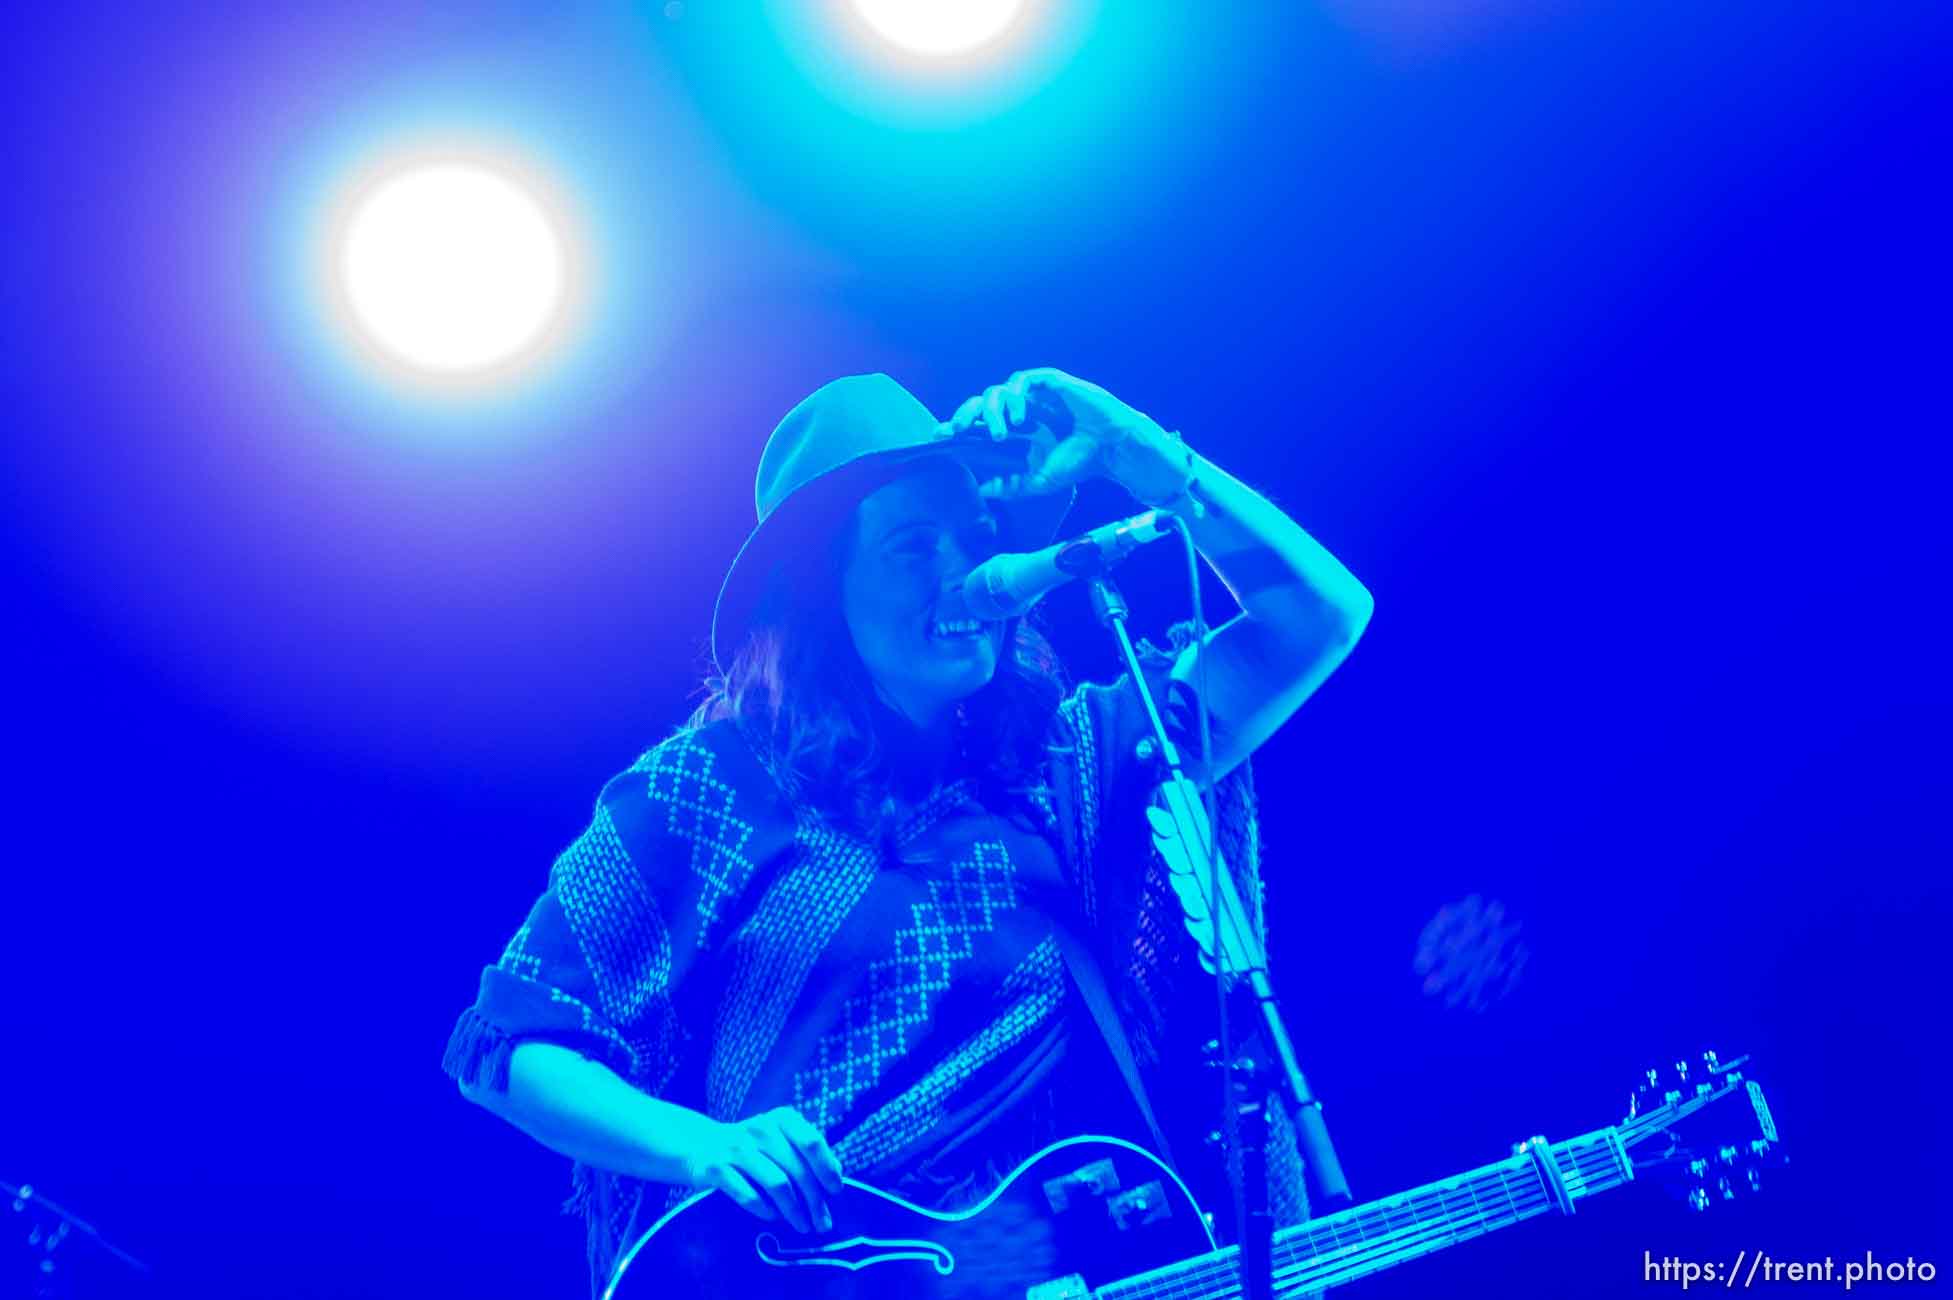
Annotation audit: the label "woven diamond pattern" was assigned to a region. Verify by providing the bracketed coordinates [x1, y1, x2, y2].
[792, 840, 1021, 1133]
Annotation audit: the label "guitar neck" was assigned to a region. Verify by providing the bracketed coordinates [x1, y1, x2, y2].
[1099, 1126, 1635, 1300]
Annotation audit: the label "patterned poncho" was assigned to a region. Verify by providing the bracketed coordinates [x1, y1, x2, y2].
[443, 657, 1309, 1294]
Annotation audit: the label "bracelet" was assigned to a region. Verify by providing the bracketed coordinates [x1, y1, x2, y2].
[1136, 429, 1207, 518]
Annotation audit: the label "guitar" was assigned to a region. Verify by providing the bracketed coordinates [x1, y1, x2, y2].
[604, 1051, 1782, 1300]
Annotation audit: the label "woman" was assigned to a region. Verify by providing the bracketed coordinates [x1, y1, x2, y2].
[443, 368, 1374, 1294]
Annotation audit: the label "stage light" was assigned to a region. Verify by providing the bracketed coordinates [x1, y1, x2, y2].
[849, 0, 1026, 56]
[330, 157, 570, 379]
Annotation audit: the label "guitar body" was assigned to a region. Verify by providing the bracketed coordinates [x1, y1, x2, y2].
[603, 1056, 1780, 1300]
[603, 1136, 1216, 1300]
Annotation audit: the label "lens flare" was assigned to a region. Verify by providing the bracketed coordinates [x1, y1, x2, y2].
[849, 0, 1026, 56]
[328, 156, 571, 380]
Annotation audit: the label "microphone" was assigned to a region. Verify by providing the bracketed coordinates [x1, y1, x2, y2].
[963, 510, 1177, 620]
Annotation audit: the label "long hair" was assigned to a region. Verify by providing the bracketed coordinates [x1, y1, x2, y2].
[689, 523, 1067, 838]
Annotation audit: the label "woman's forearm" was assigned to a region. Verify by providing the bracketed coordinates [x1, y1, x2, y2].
[1171, 444, 1373, 646]
[462, 1040, 712, 1185]
[1123, 435, 1373, 776]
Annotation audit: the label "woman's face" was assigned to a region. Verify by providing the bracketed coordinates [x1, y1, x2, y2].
[840, 459, 1006, 727]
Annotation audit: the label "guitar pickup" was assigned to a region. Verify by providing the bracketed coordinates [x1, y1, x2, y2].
[1041, 1159, 1119, 1213]
[1107, 1180, 1172, 1230]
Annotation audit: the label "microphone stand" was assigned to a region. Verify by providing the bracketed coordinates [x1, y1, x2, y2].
[1085, 576, 1351, 1300]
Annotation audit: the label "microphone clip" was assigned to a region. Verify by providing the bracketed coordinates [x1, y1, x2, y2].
[1054, 537, 1120, 578]
[1054, 509, 1171, 578]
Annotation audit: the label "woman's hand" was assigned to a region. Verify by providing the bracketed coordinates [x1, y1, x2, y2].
[681, 1106, 845, 1234]
[947, 367, 1193, 505]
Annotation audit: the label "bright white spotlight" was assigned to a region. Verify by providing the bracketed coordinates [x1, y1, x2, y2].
[850, 0, 1025, 56]
[334, 159, 567, 376]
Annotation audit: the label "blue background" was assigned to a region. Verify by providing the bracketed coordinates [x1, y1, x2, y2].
[3, 2, 1945, 1296]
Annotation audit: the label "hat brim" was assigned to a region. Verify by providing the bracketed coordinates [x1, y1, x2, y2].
[710, 438, 1073, 674]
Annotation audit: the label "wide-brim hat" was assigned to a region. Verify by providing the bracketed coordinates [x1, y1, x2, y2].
[711, 373, 1073, 674]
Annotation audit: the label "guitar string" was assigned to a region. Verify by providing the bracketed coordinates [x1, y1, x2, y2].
[1272, 1180, 1558, 1300]
[1284, 1115, 1643, 1299]
[1260, 1139, 1632, 1300]
[1271, 1194, 1548, 1298]
[1105, 1170, 1558, 1300]
[1269, 1170, 1561, 1296]
[1131, 1186, 1553, 1300]
[1111, 1131, 1632, 1300]
[1112, 1104, 1684, 1300]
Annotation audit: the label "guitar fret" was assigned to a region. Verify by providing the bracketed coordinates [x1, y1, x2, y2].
[1282, 1191, 1540, 1294]
[1465, 1172, 1487, 1229]
[1264, 1150, 1567, 1296]
[1564, 1130, 1631, 1198]
[1499, 1162, 1522, 1225]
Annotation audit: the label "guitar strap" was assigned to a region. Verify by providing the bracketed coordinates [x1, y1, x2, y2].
[1043, 702, 1180, 1176]
[1051, 916, 1181, 1177]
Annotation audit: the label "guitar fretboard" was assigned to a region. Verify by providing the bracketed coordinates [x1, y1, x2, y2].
[1098, 1126, 1634, 1300]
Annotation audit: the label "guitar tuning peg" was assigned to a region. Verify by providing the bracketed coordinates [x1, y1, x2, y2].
[1703, 1049, 1720, 1069]
[1688, 1186, 1711, 1212]
[1673, 1058, 1690, 1082]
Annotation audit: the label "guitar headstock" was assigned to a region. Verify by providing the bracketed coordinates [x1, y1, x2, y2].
[1621, 1050, 1786, 1211]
